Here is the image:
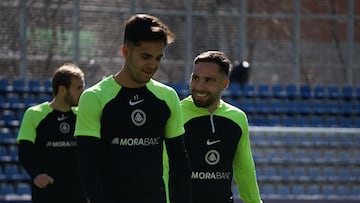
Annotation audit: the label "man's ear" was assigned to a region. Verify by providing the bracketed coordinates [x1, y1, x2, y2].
[121, 44, 128, 57]
[58, 85, 67, 96]
[223, 79, 230, 91]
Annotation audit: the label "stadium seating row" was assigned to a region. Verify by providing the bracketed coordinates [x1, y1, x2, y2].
[0, 79, 359, 201]
[171, 82, 360, 100]
[0, 79, 52, 94]
[1, 79, 360, 100]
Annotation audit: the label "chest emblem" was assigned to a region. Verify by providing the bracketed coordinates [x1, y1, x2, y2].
[131, 109, 146, 126]
[205, 149, 220, 165]
[59, 122, 70, 134]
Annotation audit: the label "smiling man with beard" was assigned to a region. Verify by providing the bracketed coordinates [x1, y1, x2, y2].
[180, 51, 262, 203]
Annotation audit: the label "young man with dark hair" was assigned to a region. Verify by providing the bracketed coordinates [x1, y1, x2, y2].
[74, 14, 191, 203]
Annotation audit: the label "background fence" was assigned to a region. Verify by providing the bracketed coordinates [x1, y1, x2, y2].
[0, 0, 359, 87]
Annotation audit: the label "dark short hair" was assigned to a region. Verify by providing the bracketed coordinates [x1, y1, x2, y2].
[124, 13, 175, 46]
[52, 63, 84, 95]
[193, 51, 232, 76]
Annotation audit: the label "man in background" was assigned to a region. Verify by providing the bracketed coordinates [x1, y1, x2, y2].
[17, 63, 87, 203]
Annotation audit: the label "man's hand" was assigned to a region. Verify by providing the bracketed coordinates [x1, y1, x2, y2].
[34, 173, 54, 189]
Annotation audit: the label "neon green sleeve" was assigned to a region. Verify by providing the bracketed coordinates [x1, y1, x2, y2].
[74, 90, 102, 138]
[164, 88, 185, 139]
[16, 103, 50, 143]
[233, 113, 263, 203]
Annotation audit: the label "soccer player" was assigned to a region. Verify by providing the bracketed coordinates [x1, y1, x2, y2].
[74, 14, 191, 203]
[17, 63, 87, 203]
[181, 50, 262, 203]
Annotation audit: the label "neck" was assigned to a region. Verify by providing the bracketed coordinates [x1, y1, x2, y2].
[207, 100, 220, 114]
[49, 98, 71, 112]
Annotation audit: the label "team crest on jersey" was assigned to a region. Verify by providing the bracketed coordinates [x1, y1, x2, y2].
[205, 150, 220, 165]
[59, 122, 70, 134]
[131, 109, 146, 126]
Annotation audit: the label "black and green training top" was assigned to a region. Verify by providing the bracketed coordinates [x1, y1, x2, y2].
[181, 96, 262, 203]
[17, 102, 87, 203]
[74, 76, 190, 203]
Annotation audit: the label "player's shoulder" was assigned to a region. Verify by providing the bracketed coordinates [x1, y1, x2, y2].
[147, 79, 178, 96]
[218, 100, 247, 119]
[26, 101, 50, 113]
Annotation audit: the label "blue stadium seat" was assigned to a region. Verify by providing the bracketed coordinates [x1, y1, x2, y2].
[170, 82, 189, 98]
[267, 115, 282, 126]
[324, 116, 338, 127]
[226, 83, 242, 97]
[307, 184, 320, 195]
[240, 99, 255, 114]
[271, 84, 286, 98]
[1, 111, 20, 128]
[337, 167, 354, 182]
[242, 84, 257, 98]
[4, 164, 22, 181]
[339, 117, 353, 128]
[28, 79, 43, 93]
[43, 79, 53, 93]
[0, 95, 7, 109]
[327, 84, 340, 99]
[293, 167, 308, 181]
[262, 167, 281, 182]
[308, 166, 325, 182]
[261, 184, 276, 195]
[350, 168, 360, 182]
[355, 85, 360, 99]
[250, 115, 267, 126]
[299, 84, 311, 98]
[0, 127, 15, 144]
[0, 79, 10, 93]
[311, 115, 324, 127]
[284, 99, 298, 115]
[312, 100, 326, 115]
[341, 85, 354, 100]
[7, 95, 24, 110]
[322, 166, 337, 181]
[223, 98, 240, 108]
[23, 95, 37, 108]
[268, 99, 284, 114]
[292, 184, 306, 196]
[16, 183, 31, 195]
[337, 185, 350, 197]
[322, 185, 335, 196]
[313, 84, 327, 99]
[296, 115, 310, 127]
[285, 84, 298, 98]
[326, 100, 340, 115]
[37, 94, 52, 103]
[340, 100, 353, 116]
[12, 78, 27, 93]
[351, 185, 360, 196]
[0, 147, 11, 163]
[297, 100, 312, 115]
[277, 184, 291, 197]
[8, 146, 18, 161]
[257, 84, 271, 98]
[278, 168, 292, 182]
[255, 99, 269, 114]
[0, 183, 15, 196]
[282, 115, 296, 127]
